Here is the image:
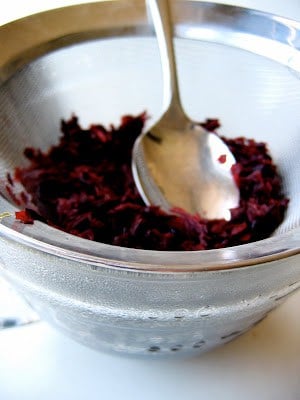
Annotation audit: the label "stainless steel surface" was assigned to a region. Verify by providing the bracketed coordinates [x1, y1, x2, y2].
[132, 0, 239, 220]
[0, 0, 299, 271]
[0, 1, 299, 356]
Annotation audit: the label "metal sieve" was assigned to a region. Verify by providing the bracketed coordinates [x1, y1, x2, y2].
[0, 1, 299, 356]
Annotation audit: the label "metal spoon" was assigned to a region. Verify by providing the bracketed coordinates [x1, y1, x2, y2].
[132, 0, 239, 220]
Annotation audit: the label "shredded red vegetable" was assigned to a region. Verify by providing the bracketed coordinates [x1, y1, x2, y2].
[218, 154, 227, 164]
[7, 113, 288, 250]
[15, 210, 34, 224]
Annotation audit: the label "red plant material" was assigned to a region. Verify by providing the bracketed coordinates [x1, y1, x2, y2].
[9, 113, 288, 250]
[218, 154, 227, 164]
[15, 210, 34, 224]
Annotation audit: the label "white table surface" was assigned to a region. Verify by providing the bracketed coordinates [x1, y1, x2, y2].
[1, 1, 300, 399]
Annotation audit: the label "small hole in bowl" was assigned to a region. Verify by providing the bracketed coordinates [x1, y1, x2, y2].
[148, 346, 160, 353]
[170, 344, 183, 351]
[193, 340, 205, 349]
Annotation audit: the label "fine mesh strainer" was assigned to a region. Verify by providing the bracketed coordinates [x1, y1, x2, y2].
[0, 1, 300, 357]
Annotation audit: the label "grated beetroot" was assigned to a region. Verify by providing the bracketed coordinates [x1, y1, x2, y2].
[218, 154, 227, 164]
[8, 113, 288, 251]
[15, 210, 34, 224]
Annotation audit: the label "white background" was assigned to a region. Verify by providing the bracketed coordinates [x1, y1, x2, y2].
[1, 1, 300, 399]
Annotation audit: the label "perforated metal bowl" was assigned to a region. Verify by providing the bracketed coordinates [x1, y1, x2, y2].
[0, 1, 300, 357]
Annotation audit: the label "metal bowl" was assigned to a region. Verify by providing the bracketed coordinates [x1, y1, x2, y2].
[0, 0, 300, 357]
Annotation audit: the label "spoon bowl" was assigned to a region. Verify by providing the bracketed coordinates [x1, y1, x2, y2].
[132, 0, 239, 220]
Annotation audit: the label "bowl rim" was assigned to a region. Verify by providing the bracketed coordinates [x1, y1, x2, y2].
[0, 0, 300, 273]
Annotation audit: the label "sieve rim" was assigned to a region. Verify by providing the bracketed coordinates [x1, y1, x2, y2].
[0, 0, 299, 273]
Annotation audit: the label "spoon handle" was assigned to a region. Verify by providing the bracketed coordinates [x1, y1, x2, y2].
[147, 0, 187, 124]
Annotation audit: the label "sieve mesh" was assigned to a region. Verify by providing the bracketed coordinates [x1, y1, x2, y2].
[0, 36, 299, 239]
